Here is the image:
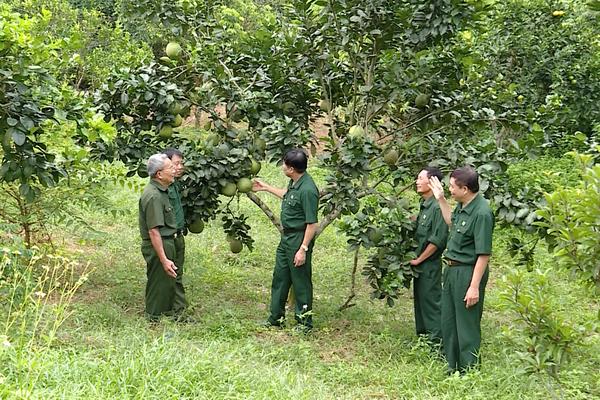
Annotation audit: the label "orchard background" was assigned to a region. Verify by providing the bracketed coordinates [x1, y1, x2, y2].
[0, 0, 599, 398]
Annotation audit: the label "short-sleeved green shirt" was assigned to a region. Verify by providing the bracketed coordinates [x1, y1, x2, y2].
[168, 181, 185, 230]
[139, 180, 177, 240]
[445, 193, 494, 265]
[280, 172, 319, 231]
[414, 196, 448, 264]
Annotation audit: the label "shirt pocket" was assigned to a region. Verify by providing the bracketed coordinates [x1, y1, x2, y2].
[415, 214, 432, 236]
[452, 217, 473, 244]
[164, 204, 176, 228]
[285, 193, 301, 209]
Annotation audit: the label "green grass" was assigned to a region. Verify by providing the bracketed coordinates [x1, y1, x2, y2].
[1, 164, 599, 399]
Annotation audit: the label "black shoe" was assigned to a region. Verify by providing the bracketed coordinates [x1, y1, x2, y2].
[260, 320, 283, 329]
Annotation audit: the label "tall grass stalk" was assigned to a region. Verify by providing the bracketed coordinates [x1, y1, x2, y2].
[0, 248, 90, 397]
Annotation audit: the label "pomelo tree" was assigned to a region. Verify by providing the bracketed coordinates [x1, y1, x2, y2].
[92, 0, 516, 306]
[98, 0, 600, 305]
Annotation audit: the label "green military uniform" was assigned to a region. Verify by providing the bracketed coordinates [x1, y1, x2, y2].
[441, 193, 494, 372]
[167, 180, 188, 312]
[268, 173, 319, 329]
[413, 196, 448, 344]
[139, 180, 180, 320]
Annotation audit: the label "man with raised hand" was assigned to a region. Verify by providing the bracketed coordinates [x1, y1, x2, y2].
[428, 166, 495, 374]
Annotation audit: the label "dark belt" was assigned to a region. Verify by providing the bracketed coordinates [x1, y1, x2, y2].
[283, 226, 305, 235]
[162, 229, 186, 240]
[446, 259, 461, 266]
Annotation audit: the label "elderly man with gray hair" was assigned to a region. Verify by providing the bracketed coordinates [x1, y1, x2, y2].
[139, 153, 181, 321]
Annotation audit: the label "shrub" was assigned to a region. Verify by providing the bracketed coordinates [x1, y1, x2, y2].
[536, 150, 600, 285]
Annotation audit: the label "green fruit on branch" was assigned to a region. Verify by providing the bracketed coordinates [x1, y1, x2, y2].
[165, 42, 182, 59]
[188, 219, 205, 234]
[169, 101, 185, 115]
[172, 114, 183, 127]
[383, 149, 399, 166]
[237, 177, 253, 193]
[159, 126, 173, 138]
[229, 239, 243, 254]
[348, 125, 365, 140]
[415, 93, 430, 109]
[221, 182, 237, 197]
[250, 159, 262, 175]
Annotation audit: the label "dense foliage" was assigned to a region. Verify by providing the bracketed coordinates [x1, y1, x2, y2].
[1, 0, 598, 299]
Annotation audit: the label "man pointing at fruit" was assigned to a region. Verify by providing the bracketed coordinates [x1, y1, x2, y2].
[252, 148, 319, 332]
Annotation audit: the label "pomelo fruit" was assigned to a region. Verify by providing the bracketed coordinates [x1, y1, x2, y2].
[237, 178, 253, 193]
[165, 42, 182, 59]
[221, 182, 237, 197]
[188, 219, 205, 234]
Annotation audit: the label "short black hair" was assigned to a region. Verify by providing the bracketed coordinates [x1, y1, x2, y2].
[451, 166, 479, 193]
[422, 166, 443, 182]
[162, 148, 183, 160]
[283, 148, 308, 173]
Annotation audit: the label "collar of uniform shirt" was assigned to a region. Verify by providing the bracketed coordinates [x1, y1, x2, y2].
[289, 173, 307, 189]
[456, 193, 483, 215]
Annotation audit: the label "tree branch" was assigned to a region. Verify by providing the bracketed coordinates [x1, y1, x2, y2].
[317, 188, 375, 235]
[246, 192, 283, 234]
[316, 208, 342, 236]
[379, 104, 461, 142]
[338, 248, 360, 311]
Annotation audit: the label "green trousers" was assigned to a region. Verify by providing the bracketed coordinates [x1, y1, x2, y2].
[441, 264, 488, 372]
[142, 236, 187, 320]
[413, 259, 442, 344]
[268, 232, 313, 328]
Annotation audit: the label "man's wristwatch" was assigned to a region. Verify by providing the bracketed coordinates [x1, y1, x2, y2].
[300, 244, 309, 252]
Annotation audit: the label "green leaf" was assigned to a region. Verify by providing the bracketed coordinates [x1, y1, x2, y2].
[516, 208, 530, 219]
[20, 116, 35, 130]
[10, 128, 26, 146]
[19, 183, 30, 198]
[506, 210, 516, 223]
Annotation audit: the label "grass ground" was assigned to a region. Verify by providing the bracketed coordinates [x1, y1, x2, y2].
[2, 164, 599, 399]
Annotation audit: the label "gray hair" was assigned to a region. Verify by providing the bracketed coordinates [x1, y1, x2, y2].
[147, 154, 169, 178]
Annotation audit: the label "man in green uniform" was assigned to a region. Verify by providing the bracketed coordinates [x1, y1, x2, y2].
[252, 149, 319, 332]
[429, 166, 494, 373]
[163, 148, 188, 314]
[410, 167, 448, 346]
[139, 153, 181, 321]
